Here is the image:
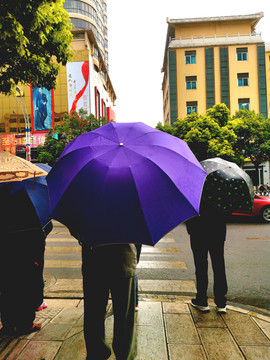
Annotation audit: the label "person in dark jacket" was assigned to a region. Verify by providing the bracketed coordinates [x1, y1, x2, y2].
[70, 228, 138, 360]
[0, 228, 46, 335]
[185, 200, 228, 313]
[0, 185, 51, 336]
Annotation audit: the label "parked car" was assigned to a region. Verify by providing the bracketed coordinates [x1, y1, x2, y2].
[232, 194, 270, 223]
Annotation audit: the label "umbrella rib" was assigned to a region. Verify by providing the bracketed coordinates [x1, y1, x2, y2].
[53, 145, 118, 207]
[122, 129, 161, 144]
[126, 143, 206, 191]
[119, 158, 153, 244]
[123, 146, 202, 226]
[58, 130, 120, 161]
[127, 142, 197, 162]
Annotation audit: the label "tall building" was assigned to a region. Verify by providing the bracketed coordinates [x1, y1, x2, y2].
[162, 12, 269, 125]
[0, 0, 116, 160]
[64, 0, 109, 71]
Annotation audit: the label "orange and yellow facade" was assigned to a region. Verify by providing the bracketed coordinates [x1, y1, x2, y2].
[0, 29, 116, 159]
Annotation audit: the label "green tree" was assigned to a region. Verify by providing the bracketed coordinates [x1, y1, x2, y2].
[37, 110, 109, 166]
[228, 110, 270, 185]
[156, 122, 174, 135]
[206, 103, 230, 127]
[60, 109, 108, 144]
[167, 104, 237, 162]
[0, 0, 73, 94]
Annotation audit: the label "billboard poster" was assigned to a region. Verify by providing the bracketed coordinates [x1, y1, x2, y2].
[0, 133, 47, 152]
[67, 61, 90, 114]
[30, 85, 54, 132]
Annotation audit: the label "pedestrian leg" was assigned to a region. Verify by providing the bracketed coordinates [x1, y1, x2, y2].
[190, 235, 209, 303]
[111, 276, 137, 360]
[209, 241, 228, 307]
[82, 245, 111, 359]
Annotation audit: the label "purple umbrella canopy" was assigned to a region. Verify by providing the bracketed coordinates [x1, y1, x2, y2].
[47, 122, 207, 246]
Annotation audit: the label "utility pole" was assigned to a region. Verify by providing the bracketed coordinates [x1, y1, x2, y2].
[15, 86, 31, 161]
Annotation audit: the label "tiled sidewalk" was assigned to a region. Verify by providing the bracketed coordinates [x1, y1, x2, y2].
[1, 298, 270, 359]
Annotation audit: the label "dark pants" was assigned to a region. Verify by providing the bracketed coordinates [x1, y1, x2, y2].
[190, 233, 227, 307]
[0, 230, 45, 332]
[82, 244, 137, 360]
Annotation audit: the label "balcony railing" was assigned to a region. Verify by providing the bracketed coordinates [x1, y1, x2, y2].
[171, 32, 261, 42]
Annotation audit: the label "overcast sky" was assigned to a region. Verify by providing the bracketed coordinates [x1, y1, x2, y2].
[107, 1, 270, 128]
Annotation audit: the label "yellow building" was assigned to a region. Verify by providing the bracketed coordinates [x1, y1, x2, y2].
[162, 12, 269, 125]
[266, 44, 270, 113]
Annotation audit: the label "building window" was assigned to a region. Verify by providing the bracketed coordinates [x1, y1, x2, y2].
[236, 47, 248, 61]
[186, 76, 197, 90]
[186, 101, 197, 114]
[185, 50, 196, 64]
[238, 98, 250, 110]
[0, 123, 5, 133]
[237, 73, 249, 87]
[95, 87, 101, 119]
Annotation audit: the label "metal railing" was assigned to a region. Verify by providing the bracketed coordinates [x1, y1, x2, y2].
[171, 32, 261, 42]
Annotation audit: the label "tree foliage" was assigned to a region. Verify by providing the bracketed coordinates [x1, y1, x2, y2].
[228, 110, 270, 184]
[37, 110, 109, 166]
[157, 104, 270, 185]
[157, 104, 237, 162]
[0, 0, 73, 94]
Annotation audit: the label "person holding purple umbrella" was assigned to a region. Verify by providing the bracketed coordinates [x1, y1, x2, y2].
[46, 122, 208, 358]
[70, 230, 138, 360]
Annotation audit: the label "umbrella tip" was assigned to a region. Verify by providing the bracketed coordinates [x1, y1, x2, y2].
[119, 143, 124, 146]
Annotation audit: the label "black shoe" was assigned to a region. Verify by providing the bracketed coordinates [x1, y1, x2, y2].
[191, 298, 210, 312]
[0, 326, 16, 336]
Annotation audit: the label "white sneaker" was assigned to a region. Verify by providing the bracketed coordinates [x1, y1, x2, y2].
[135, 305, 139, 312]
[216, 305, 227, 314]
[191, 299, 209, 312]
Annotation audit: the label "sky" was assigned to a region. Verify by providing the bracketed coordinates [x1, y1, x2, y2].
[107, 0, 270, 128]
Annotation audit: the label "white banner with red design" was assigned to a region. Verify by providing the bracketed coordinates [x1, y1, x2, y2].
[66, 61, 90, 115]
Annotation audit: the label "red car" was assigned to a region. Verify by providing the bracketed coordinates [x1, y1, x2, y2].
[232, 194, 270, 223]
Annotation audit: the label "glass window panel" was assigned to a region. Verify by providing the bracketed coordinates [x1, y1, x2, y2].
[187, 106, 197, 114]
[185, 56, 190, 64]
[191, 55, 196, 64]
[237, 52, 248, 61]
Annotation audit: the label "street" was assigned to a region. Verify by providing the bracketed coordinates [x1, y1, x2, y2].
[44, 219, 270, 313]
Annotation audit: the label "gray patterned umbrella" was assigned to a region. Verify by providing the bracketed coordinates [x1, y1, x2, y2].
[200, 158, 254, 213]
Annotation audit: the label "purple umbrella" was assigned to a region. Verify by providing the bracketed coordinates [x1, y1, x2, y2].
[47, 122, 207, 246]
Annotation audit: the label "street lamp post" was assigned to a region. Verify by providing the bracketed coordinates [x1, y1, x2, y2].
[15, 86, 31, 161]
